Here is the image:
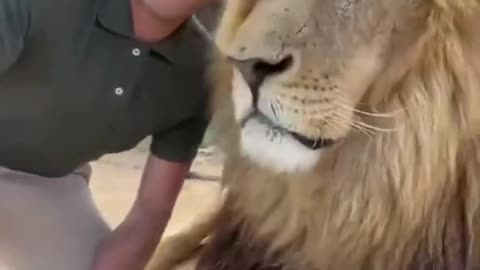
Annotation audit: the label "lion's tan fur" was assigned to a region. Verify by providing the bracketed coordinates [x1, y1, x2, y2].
[148, 1, 480, 270]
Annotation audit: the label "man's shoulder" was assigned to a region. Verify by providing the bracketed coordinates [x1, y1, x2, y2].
[28, 0, 100, 29]
[29, 0, 100, 11]
[180, 18, 213, 56]
[1, 0, 30, 26]
[172, 18, 215, 77]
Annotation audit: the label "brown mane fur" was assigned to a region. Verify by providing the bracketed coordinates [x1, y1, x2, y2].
[147, 1, 480, 270]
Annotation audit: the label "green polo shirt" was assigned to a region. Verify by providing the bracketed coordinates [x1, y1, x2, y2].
[0, 0, 211, 177]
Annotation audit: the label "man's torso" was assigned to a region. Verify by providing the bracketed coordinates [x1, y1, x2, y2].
[0, 0, 211, 177]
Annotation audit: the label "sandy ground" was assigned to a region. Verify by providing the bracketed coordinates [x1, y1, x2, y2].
[89, 144, 223, 236]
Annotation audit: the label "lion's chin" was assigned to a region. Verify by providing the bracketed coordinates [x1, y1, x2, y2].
[239, 115, 325, 174]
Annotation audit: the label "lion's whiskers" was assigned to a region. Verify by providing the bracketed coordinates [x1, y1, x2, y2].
[331, 113, 402, 134]
[332, 92, 404, 117]
[334, 103, 403, 118]
[332, 89, 368, 106]
[326, 115, 375, 138]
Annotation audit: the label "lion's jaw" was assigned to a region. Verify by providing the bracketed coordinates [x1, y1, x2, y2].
[218, 0, 424, 174]
[232, 66, 324, 173]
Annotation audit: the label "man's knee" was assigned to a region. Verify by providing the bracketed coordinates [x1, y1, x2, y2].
[0, 168, 110, 270]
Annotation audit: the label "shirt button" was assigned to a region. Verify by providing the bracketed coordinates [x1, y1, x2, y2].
[114, 87, 124, 96]
[132, 48, 141, 56]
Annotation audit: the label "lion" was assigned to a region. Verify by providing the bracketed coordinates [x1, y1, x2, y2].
[147, 0, 480, 270]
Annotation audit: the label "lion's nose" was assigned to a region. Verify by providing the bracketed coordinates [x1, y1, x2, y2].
[231, 55, 293, 104]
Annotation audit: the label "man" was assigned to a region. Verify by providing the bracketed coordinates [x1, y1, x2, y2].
[0, 0, 216, 269]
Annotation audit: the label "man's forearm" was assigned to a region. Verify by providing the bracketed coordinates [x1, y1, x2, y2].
[90, 202, 172, 270]
[91, 155, 190, 270]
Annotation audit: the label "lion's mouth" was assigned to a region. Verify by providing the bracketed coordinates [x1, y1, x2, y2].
[241, 111, 336, 150]
[289, 132, 336, 150]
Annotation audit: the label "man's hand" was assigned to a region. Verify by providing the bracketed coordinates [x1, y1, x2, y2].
[90, 154, 191, 270]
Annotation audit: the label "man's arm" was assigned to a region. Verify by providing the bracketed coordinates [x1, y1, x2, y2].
[90, 154, 191, 270]
[91, 103, 209, 270]
[0, 0, 30, 73]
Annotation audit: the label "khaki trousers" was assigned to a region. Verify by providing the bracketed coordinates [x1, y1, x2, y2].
[0, 165, 111, 270]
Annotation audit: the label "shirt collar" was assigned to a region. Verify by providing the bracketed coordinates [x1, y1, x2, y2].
[96, 0, 191, 63]
[96, 0, 134, 38]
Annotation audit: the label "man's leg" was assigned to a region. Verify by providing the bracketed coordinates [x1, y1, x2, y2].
[0, 166, 111, 270]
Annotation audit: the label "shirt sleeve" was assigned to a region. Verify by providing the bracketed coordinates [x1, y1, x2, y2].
[150, 102, 210, 163]
[0, 0, 30, 73]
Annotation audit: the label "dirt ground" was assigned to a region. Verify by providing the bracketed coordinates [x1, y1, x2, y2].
[89, 143, 223, 236]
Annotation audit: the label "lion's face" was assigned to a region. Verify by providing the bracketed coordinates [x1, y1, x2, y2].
[215, 0, 429, 173]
